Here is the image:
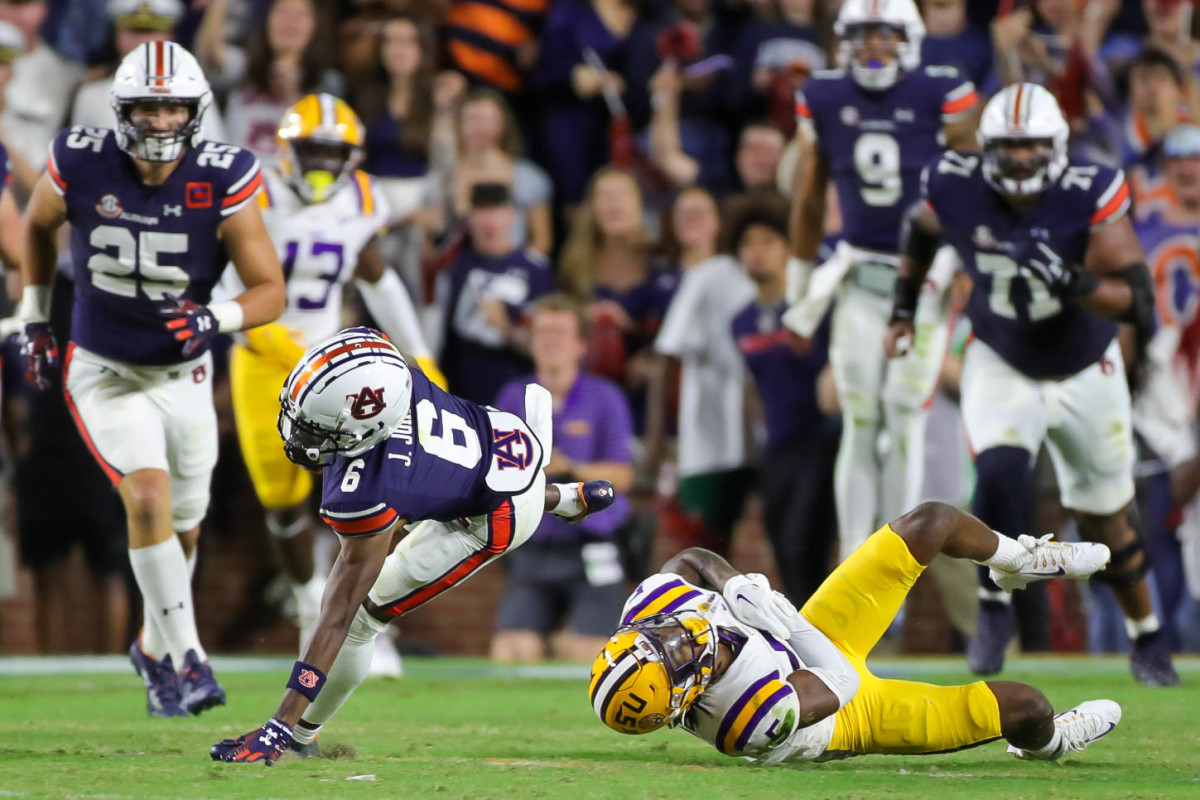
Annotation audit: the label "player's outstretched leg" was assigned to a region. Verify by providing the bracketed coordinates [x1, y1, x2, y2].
[545, 481, 616, 524]
[889, 502, 1109, 585]
[991, 681, 1122, 761]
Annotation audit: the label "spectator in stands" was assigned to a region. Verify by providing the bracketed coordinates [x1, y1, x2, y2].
[490, 294, 634, 663]
[920, 0, 993, 89]
[626, 0, 738, 193]
[434, 88, 553, 254]
[0, 0, 83, 194]
[651, 54, 787, 195]
[356, 12, 437, 182]
[70, 0, 227, 141]
[439, 182, 554, 405]
[728, 196, 837, 603]
[533, 0, 636, 205]
[1123, 48, 1196, 218]
[196, 0, 343, 161]
[728, 0, 824, 123]
[442, 0, 547, 96]
[650, 194, 756, 557]
[1103, 0, 1200, 82]
[559, 167, 676, 426]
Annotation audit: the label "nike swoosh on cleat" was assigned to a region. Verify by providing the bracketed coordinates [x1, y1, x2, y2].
[1096, 721, 1117, 739]
[1027, 567, 1067, 577]
[736, 593, 757, 607]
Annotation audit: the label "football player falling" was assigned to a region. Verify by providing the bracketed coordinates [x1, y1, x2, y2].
[590, 503, 1119, 764]
[221, 93, 444, 656]
[211, 327, 615, 764]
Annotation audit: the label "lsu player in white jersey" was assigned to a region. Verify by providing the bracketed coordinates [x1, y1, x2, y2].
[223, 93, 444, 651]
[591, 503, 1120, 764]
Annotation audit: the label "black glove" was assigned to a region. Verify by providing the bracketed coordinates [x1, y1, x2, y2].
[1021, 243, 1100, 299]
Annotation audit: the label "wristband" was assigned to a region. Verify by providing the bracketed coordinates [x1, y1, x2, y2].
[287, 660, 327, 702]
[17, 285, 52, 324]
[209, 300, 245, 333]
[890, 275, 919, 323]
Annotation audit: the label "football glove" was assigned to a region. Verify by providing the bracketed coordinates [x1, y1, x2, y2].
[1021, 243, 1100, 299]
[210, 717, 294, 766]
[159, 294, 217, 358]
[244, 322, 308, 369]
[21, 321, 58, 391]
[721, 573, 800, 639]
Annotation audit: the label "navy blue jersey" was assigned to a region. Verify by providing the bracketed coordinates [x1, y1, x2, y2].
[0, 141, 10, 190]
[319, 366, 524, 537]
[49, 127, 262, 366]
[923, 150, 1131, 379]
[796, 65, 976, 254]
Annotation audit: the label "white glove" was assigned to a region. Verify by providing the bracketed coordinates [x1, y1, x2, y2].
[721, 574, 800, 639]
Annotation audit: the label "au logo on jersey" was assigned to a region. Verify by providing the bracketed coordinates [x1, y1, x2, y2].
[492, 428, 534, 470]
[96, 193, 123, 219]
[347, 386, 386, 419]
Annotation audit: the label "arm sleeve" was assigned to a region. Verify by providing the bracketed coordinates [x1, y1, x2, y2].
[785, 616, 860, 710]
[1090, 168, 1131, 230]
[355, 269, 432, 356]
[941, 79, 979, 122]
[220, 151, 264, 217]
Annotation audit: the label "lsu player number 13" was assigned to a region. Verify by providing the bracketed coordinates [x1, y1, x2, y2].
[590, 503, 1120, 765]
[219, 93, 445, 651]
[17, 41, 285, 717]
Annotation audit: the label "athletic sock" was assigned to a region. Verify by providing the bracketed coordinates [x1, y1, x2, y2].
[185, 547, 197, 581]
[296, 606, 383, 738]
[1125, 613, 1161, 641]
[978, 589, 1012, 605]
[140, 621, 168, 662]
[1023, 727, 1066, 761]
[974, 531, 1028, 571]
[549, 483, 584, 517]
[129, 537, 206, 665]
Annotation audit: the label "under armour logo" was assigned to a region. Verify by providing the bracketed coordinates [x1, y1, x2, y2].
[347, 386, 386, 420]
[161, 601, 185, 616]
[260, 728, 280, 745]
[197, 316, 213, 332]
[163, 204, 182, 216]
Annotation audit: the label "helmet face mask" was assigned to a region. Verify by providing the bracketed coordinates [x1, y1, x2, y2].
[589, 611, 719, 736]
[834, 0, 924, 90]
[110, 42, 213, 163]
[278, 94, 366, 204]
[277, 327, 413, 470]
[978, 84, 1069, 199]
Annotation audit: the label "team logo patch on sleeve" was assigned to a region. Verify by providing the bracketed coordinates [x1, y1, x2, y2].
[187, 182, 213, 208]
[348, 386, 387, 419]
[492, 428, 534, 470]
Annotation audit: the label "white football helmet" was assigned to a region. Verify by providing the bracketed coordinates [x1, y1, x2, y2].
[278, 327, 413, 469]
[834, 0, 924, 90]
[111, 40, 213, 162]
[978, 83, 1069, 198]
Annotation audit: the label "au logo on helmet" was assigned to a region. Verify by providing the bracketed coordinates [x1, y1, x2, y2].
[348, 386, 387, 420]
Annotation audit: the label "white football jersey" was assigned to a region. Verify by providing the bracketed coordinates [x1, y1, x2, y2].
[620, 574, 835, 763]
[222, 166, 390, 345]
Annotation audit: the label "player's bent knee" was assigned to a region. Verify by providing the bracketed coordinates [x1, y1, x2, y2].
[890, 501, 959, 553]
[988, 681, 1052, 733]
[119, 470, 173, 533]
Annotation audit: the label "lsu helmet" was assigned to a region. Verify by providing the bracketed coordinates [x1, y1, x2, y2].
[278, 327, 412, 469]
[277, 93, 366, 204]
[111, 41, 213, 162]
[978, 83, 1069, 198]
[834, 0, 924, 91]
[589, 612, 718, 735]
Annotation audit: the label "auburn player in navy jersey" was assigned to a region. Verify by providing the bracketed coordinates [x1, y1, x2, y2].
[16, 42, 285, 716]
[783, 0, 978, 559]
[885, 83, 1178, 687]
[210, 328, 616, 765]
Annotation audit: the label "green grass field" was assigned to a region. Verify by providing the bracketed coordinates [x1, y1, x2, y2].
[1, 656, 1197, 800]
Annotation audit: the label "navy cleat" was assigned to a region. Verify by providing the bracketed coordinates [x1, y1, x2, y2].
[1131, 630, 1181, 687]
[967, 600, 1014, 676]
[289, 736, 321, 759]
[562, 480, 616, 524]
[180, 649, 227, 715]
[129, 641, 188, 718]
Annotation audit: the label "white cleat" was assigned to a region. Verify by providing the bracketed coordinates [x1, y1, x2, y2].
[368, 633, 405, 679]
[1008, 700, 1122, 761]
[990, 534, 1111, 592]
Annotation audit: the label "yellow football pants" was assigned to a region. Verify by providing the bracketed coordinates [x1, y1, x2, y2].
[801, 527, 1004, 756]
[230, 344, 312, 509]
